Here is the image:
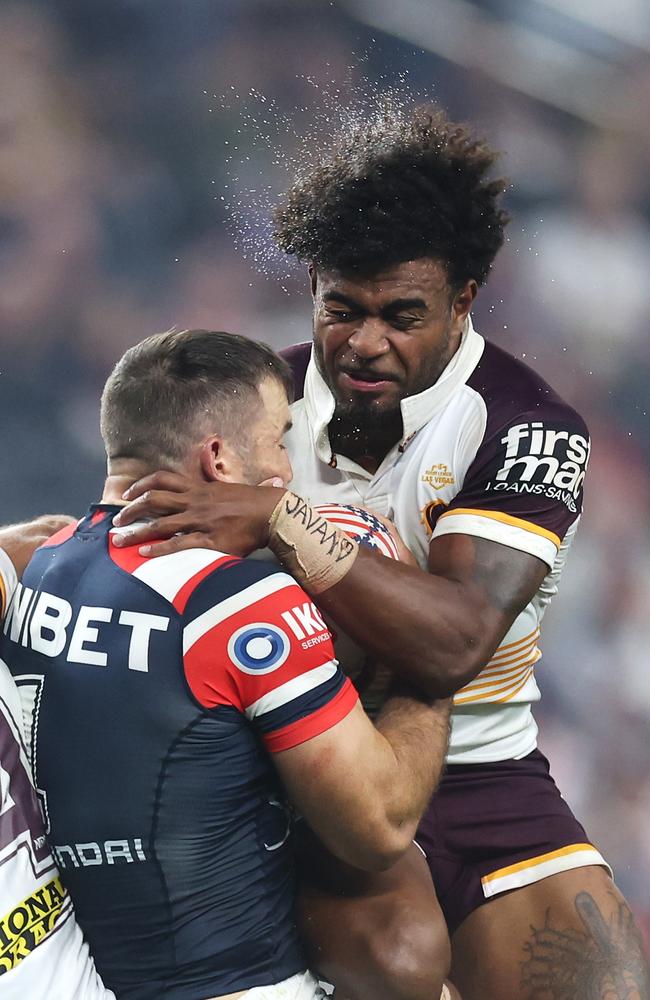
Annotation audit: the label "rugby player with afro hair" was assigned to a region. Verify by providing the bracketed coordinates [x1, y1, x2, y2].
[116, 106, 650, 1000]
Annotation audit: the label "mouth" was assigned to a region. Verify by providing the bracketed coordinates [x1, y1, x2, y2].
[338, 370, 398, 393]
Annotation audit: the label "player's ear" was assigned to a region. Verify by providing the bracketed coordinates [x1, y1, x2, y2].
[199, 436, 235, 483]
[452, 279, 477, 323]
[308, 264, 317, 298]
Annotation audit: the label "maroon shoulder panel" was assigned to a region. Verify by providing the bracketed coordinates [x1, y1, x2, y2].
[441, 341, 590, 543]
[279, 342, 311, 401]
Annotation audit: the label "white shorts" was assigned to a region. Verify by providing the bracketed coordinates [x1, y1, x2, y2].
[242, 971, 326, 999]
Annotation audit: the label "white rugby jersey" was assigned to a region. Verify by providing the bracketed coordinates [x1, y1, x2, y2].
[0, 547, 112, 998]
[282, 318, 590, 764]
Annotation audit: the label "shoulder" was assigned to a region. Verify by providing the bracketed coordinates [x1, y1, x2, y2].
[467, 339, 588, 438]
[181, 555, 307, 643]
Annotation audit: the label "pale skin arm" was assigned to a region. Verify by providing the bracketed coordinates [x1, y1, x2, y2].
[274, 693, 451, 872]
[0, 515, 76, 576]
[112, 474, 548, 698]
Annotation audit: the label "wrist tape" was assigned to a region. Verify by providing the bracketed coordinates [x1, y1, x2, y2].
[268, 491, 359, 594]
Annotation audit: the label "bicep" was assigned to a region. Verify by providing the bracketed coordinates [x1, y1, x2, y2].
[427, 532, 549, 651]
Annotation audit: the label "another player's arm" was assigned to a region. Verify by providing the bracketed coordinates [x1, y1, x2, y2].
[113, 477, 547, 698]
[316, 533, 547, 698]
[275, 690, 451, 871]
[0, 515, 76, 579]
[182, 564, 451, 872]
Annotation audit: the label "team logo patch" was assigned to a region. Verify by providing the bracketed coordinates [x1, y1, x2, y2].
[421, 463, 455, 490]
[228, 623, 291, 675]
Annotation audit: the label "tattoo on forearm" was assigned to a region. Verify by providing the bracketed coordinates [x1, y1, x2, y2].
[283, 494, 356, 563]
[520, 891, 650, 999]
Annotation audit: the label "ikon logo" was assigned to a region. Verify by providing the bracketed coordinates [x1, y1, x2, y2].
[281, 603, 328, 641]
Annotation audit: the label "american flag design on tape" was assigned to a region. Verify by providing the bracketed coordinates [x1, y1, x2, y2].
[313, 505, 400, 561]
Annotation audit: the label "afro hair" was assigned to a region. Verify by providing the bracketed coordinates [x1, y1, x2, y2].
[273, 105, 509, 290]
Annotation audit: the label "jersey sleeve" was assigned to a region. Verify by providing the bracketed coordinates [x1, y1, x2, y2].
[433, 404, 590, 568]
[0, 547, 18, 622]
[182, 561, 358, 753]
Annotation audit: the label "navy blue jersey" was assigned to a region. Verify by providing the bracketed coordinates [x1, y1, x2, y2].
[0, 507, 357, 999]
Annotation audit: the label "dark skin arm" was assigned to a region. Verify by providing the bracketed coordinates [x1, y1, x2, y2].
[112, 474, 548, 698]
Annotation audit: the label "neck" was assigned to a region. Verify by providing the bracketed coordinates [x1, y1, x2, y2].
[101, 460, 159, 506]
[101, 476, 134, 506]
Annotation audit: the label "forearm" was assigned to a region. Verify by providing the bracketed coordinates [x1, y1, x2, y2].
[374, 689, 452, 832]
[338, 692, 451, 866]
[316, 549, 489, 697]
[267, 492, 491, 696]
[281, 696, 451, 871]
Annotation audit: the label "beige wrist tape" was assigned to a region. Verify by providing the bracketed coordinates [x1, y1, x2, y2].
[268, 491, 359, 594]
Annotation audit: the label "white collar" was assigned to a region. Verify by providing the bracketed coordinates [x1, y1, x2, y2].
[302, 316, 485, 466]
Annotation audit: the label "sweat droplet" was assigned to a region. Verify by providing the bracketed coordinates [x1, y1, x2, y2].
[217, 67, 433, 291]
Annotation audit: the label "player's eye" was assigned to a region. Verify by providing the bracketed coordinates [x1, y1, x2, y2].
[389, 315, 420, 330]
[326, 307, 356, 322]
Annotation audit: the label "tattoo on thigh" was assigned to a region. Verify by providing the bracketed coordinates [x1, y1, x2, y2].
[520, 890, 650, 999]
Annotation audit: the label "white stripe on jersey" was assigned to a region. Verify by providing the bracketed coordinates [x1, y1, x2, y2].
[244, 660, 339, 719]
[129, 548, 229, 604]
[183, 572, 297, 654]
[433, 511, 558, 569]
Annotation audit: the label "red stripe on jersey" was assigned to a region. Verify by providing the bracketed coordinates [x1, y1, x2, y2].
[108, 534, 150, 575]
[172, 556, 240, 614]
[184, 580, 336, 712]
[264, 680, 358, 753]
[40, 522, 77, 548]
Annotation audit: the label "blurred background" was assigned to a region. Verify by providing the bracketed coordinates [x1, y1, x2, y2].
[1, 0, 648, 935]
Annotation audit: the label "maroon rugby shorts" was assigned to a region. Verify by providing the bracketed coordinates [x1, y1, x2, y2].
[415, 749, 611, 933]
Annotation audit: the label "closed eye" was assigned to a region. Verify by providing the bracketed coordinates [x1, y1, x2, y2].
[326, 308, 357, 322]
[388, 315, 422, 330]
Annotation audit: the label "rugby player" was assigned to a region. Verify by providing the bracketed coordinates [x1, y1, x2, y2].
[1, 329, 452, 1000]
[114, 109, 650, 999]
[0, 518, 112, 998]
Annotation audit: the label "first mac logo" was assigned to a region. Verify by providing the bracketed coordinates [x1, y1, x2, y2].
[493, 422, 590, 507]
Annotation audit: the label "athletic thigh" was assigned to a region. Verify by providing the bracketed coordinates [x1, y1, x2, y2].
[297, 839, 450, 1000]
[450, 865, 650, 1000]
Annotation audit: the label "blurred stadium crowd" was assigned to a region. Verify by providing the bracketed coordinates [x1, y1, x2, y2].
[1, 0, 648, 932]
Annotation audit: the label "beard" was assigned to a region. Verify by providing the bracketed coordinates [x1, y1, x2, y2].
[328, 400, 404, 465]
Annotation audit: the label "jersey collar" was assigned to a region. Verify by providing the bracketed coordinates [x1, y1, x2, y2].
[301, 316, 485, 466]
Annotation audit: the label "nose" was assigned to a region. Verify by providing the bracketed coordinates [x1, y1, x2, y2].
[281, 451, 293, 487]
[347, 318, 391, 359]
